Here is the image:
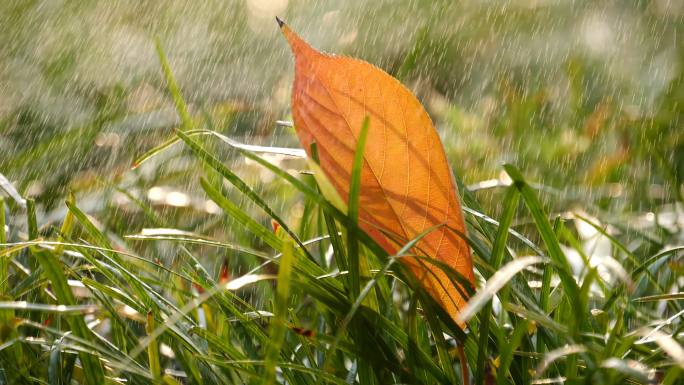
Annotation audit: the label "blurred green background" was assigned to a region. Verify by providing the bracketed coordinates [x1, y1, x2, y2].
[1, 0, 683, 237]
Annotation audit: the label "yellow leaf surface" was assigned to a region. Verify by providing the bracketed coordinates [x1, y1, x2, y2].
[280, 20, 475, 325]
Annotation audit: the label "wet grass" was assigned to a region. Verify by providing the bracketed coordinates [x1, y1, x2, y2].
[1, 34, 684, 385]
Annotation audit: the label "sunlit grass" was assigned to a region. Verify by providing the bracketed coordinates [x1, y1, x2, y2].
[1, 22, 684, 385]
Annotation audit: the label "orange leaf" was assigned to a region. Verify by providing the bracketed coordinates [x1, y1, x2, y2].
[279, 19, 475, 325]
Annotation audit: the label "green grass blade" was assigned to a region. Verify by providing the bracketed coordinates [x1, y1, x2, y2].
[496, 319, 528, 385]
[200, 179, 345, 319]
[197, 130, 392, 264]
[261, 240, 295, 385]
[347, 117, 369, 225]
[324, 224, 443, 370]
[30, 247, 105, 384]
[175, 129, 314, 263]
[475, 186, 518, 385]
[145, 311, 162, 381]
[132, 130, 206, 168]
[503, 164, 581, 327]
[634, 293, 684, 302]
[154, 39, 192, 131]
[0, 197, 7, 294]
[632, 246, 684, 280]
[347, 117, 370, 300]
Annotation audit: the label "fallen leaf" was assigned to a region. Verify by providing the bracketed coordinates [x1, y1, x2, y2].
[279, 19, 475, 325]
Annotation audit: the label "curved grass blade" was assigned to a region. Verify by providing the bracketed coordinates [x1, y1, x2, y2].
[0, 173, 26, 209]
[198, 130, 391, 263]
[503, 164, 581, 326]
[632, 246, 684, 279]
[125, 229, 268, 259]
[155, 39, 192, 131]
[457, 256, 546, 324]
[535, 345, 587, 378]
[0, 302, 98, 314]
[634, 293, 684, 302]
[132, 129, 306, 169]
[463, 206, 545, 257]
[175, 129, 315, 264]
[637, 329, 684, 369]
[131, 129, 206, 168]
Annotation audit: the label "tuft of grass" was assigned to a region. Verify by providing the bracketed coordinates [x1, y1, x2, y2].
[0, 37, 682, 385]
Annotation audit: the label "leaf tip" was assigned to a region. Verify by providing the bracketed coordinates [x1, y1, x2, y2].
[277, 20, 318, 57]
